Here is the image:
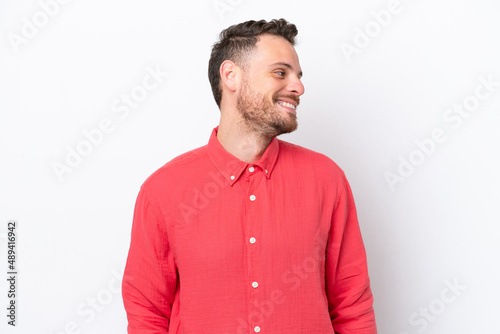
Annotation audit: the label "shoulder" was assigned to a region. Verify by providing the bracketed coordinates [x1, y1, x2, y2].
[141, 144, 209, 192]
[278, 139, 354, 199]
[278, 139, 345, 176]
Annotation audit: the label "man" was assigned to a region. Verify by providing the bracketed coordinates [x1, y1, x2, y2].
[122, 19, 377, 333]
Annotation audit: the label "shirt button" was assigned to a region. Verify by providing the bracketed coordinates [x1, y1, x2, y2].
[230, 175, 235, 180]
[249, 237, 256, 244]
[252, 281, 259, 288]
[249, 166, 255, 172]
[254, 326, 261, 333]
[265, 169, 268, 174]
[249, 195, 256, 201]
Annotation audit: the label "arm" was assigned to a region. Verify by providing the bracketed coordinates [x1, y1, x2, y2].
[326, 174, 377, 334]
[122, 187, 178, 333]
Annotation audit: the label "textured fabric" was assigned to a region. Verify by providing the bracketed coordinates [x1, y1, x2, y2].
[122, 126, 377, 334]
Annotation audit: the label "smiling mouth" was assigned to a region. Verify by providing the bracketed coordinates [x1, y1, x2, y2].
[276, 101, 296, 110]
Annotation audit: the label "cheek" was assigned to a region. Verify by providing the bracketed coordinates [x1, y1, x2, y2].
[269, 90, 280, 102]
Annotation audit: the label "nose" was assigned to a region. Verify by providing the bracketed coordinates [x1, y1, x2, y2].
[287, 75, 305, 96]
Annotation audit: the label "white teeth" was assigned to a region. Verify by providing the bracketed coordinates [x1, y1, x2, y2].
[278, 101, 296, 110]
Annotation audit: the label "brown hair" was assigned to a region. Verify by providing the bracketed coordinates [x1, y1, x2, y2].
[208, 19, 298, 108]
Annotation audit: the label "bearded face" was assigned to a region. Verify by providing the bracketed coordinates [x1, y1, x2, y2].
[236, 79, 299, 138]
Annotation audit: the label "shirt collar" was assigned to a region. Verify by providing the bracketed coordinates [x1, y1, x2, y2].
[206, 126, 280, 186]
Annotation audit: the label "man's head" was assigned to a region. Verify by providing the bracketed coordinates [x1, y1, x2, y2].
[208, 19, 304, 137]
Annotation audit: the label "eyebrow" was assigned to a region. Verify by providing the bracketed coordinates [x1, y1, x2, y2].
[270, 62, 303, 79]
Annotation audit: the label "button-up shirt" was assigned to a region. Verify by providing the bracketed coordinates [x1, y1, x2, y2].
[122, 126, 377, 333]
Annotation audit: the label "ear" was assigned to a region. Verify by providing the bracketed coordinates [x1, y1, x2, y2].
[219, 60, 240, 93]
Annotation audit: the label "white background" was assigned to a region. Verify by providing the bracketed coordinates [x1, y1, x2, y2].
[1, 0, 499, 333]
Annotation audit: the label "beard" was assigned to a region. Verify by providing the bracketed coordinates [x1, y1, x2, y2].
[236, 81, 298, 138]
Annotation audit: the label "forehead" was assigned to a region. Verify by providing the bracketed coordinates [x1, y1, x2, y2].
[249, 34, 301, 72]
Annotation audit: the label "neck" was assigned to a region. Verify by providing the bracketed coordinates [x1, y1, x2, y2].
[216, 115, 273, 164]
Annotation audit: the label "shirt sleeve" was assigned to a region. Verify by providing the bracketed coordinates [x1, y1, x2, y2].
[326, 174, 377, 334]
[122, 186, 178, 333]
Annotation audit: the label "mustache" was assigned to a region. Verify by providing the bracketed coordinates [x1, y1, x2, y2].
[274, 94, 300, 105]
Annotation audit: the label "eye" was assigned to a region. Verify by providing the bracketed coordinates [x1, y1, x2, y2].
[275, 71, 285, 77]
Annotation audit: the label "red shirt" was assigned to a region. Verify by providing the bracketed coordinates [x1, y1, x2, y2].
[122, 126, 376, 334]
